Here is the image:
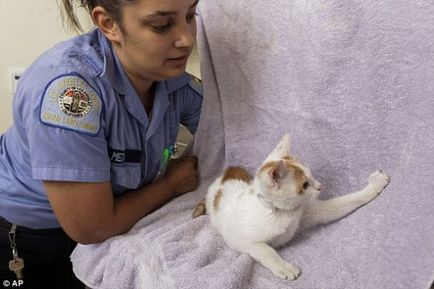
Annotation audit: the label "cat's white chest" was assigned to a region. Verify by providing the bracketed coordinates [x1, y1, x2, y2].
[267, 208, 303, 247]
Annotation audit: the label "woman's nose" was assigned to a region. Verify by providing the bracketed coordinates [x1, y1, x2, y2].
[174, 25, 196, 49]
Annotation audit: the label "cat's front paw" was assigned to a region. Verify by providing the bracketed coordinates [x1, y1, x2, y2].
[368, 170, 390, 194]
[270, 262, 301, 280]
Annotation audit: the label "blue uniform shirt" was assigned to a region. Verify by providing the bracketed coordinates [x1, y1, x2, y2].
[0, 29, 202, 229]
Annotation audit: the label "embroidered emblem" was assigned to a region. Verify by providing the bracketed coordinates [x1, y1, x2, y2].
[40, 75, 102, 135]
[58, 86, 91, 117]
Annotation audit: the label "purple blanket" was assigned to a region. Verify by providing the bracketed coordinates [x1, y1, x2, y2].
[71, 1, 434, 288]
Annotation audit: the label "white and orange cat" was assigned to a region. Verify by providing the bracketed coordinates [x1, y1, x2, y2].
[193, 134, 390, 280]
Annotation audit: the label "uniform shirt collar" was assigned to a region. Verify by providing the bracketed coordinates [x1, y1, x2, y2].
[97, 29, 191, 96]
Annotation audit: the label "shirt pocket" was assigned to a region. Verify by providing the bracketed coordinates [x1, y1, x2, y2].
[110, 163, 141, 189]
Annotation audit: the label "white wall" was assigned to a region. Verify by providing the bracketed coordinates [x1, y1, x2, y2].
[0, 1, 89, 132]
[0, 1, 200, 133]
[186, 45, 201, 80]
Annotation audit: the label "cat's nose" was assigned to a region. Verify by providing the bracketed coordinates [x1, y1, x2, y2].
[315, 181, 322, 191]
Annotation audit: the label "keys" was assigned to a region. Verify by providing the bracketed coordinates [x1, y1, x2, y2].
[8, 224, 25, 279]
[9, 256, 25, 279]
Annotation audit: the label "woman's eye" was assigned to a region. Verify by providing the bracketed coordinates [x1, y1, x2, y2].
[152, 23, 173, 32]
[186, 12, 198, 22]
[303, 182, 310, 190]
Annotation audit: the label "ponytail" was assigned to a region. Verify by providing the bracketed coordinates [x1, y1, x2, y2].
[60, 0, 89, 32]
[59, 0, 136, 32]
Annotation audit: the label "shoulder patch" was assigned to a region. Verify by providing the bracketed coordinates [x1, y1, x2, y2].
[40, 75, 102, 135]
[188, 74, 203, 95]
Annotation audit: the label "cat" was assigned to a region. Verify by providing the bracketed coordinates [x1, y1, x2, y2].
[192, 133, 390, 280]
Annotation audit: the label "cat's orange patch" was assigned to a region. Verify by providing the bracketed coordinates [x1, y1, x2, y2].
[213, 190, 223, 211]
[258, 161, 278, 174]
[290, 165, 307, 194]
[259, 160, 307, 194]
[221, 167, 252, 184]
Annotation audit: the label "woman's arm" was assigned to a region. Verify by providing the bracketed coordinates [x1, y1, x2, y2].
[44, 156, 198, 244]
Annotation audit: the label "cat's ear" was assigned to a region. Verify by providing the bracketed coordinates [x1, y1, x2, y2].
[267, 160, 289, 188]
[264, 133, 291, 162]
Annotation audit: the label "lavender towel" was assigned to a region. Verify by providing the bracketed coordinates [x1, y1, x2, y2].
[71, 1, 434, 288]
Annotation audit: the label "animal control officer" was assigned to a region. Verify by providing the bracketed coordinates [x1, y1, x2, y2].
[0, 0, 202, 288]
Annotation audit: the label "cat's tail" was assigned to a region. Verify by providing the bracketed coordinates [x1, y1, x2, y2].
[192, 199, 207, 218]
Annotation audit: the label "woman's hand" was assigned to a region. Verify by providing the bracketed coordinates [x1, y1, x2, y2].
[164, 156, 199, 197]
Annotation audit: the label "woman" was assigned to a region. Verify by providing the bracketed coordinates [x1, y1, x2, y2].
[0, 0, 202, 288]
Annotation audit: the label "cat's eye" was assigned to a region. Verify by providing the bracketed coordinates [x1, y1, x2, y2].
[303, 182, 309, 190]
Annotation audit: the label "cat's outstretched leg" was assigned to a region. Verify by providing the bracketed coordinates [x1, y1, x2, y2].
[244, 242, 301, 280]
[300, 170, 390, 230]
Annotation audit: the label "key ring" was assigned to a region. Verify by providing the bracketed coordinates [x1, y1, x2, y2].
[8, 224, 18, 251]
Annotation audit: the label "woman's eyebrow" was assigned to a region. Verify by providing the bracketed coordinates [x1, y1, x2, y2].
[190, 0, 200, 9]
[144, 0, 200, 18]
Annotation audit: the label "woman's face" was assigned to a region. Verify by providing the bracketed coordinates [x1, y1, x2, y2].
[113, 0, 198, 82]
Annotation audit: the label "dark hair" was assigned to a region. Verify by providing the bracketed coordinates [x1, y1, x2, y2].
[60, 0, 136, 32]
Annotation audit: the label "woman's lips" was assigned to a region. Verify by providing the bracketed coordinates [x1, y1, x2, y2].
[167, 55, 188, 68]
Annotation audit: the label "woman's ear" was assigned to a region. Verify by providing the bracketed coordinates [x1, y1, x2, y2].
[91, 6, 122, 43]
